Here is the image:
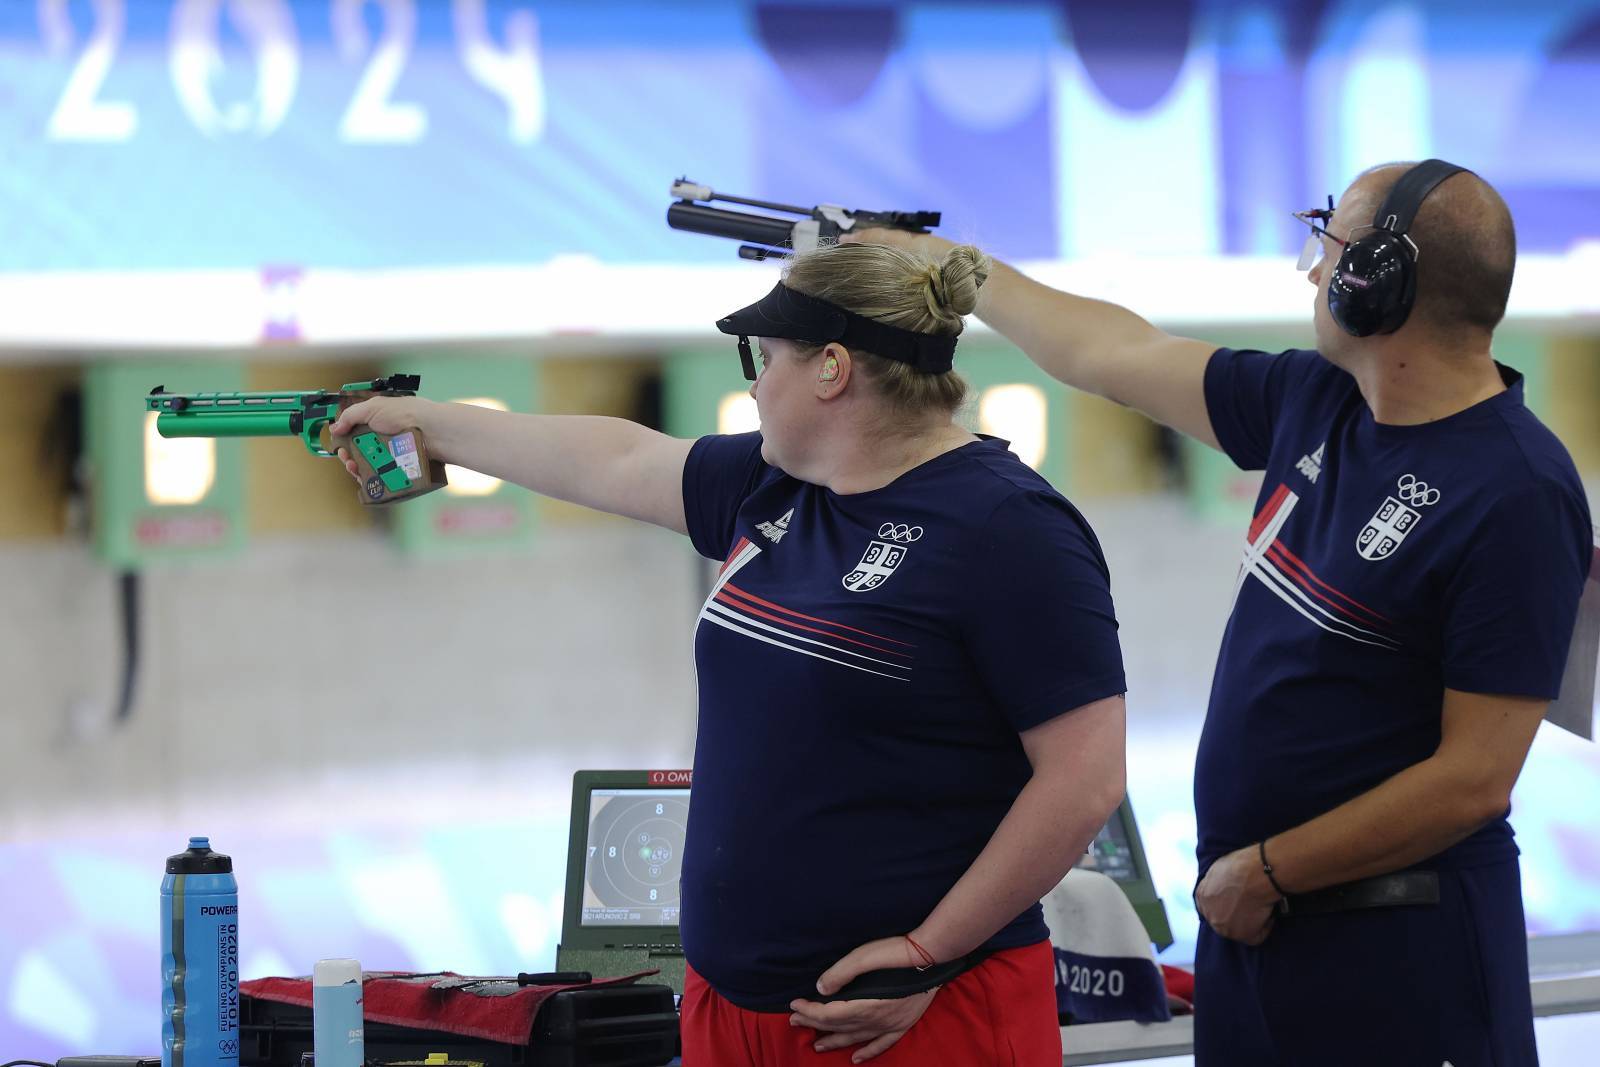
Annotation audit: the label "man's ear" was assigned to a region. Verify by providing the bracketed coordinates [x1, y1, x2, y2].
[816, 343, 852, 400]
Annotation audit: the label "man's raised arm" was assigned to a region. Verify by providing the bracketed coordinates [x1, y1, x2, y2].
[846, 230, 1222, 448]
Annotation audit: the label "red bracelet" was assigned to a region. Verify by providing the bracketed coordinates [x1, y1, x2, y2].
[905, 934, 937, 971]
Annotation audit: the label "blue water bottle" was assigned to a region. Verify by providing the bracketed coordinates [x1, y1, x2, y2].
[162, 836, 240, 1067]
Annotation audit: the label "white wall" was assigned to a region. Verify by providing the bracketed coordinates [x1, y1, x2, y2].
[0, 522, 704, 838]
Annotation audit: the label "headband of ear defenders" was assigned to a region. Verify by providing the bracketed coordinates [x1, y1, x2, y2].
[716, 282, 958, 380]
[1370, 158, 1466, 235]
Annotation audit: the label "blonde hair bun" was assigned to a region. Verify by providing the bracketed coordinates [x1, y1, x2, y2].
[923, 244, 992, 324]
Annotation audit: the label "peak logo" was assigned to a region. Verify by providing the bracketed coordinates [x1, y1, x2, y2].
[756, 508, 794, 543]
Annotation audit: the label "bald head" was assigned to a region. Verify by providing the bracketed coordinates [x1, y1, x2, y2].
[1341, 163, 1517, 337]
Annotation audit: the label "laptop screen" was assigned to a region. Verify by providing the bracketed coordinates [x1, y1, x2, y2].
[580, 785, 691, 927]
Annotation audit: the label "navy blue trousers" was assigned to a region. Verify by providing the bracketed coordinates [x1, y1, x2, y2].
[1194, 860, 1538, 1066]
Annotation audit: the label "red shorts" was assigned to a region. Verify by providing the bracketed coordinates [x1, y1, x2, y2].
[680, 941, 1062, 1067]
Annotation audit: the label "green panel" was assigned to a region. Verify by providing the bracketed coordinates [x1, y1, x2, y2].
[554, 945, 687, 996]
[1133, 900, 1174, 952]
[1112, 798, 1175, 952]
[662, 347, 745, 441]
[1490, 330, 1551, 419]
[663, 341, 1072, 491]
[1182, 437, 1265, 526]
[87, 360, 246, 568]
[389, 355, 538, 556]
[953, 342, 1071, 493]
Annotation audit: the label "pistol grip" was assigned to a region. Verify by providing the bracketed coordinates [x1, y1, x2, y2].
[329, 423, 448, 506]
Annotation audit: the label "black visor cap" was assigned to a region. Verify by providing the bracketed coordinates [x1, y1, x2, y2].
[716, 283, 957, 381]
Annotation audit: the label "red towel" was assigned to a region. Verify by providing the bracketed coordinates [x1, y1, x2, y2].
[1159, 964, 1195, 1014]
[240, 970, 656, 1046]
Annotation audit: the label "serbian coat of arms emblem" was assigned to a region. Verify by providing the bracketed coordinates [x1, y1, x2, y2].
[843, 522, 922, 592]
[1357, 473, 1440, 561]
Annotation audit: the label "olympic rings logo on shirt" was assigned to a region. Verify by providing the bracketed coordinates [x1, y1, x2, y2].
[878, 522, 924, 543]
[1396, 473, 1441, 507]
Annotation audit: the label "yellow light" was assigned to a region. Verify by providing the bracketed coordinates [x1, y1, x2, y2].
[717, 392, 760, 435]
[979, 384, 1048, 469]
[144, 413, 216, 505]
[444, 397, 509, 497]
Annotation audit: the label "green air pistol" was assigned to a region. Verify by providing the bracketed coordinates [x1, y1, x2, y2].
[144, 373, 447, 506]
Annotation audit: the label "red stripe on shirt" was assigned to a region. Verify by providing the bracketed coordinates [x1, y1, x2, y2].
[1248, 483, 1292, 544]
[1268, 540, 1393, 625]
[718, 537, 753, 576]
[721, 582, 916, 649]
[1262, 546, 1375, 630]
[713, 591, 914, 660]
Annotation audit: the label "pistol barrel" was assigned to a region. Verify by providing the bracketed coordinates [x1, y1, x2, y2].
[666, 202, 796, 248]
[154, 411, 299, 438]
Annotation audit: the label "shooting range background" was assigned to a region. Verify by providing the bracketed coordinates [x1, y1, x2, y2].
[2, 1, 1599, 1060]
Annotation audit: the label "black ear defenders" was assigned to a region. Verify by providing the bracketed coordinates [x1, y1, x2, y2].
[1326, 159, 1468, 337]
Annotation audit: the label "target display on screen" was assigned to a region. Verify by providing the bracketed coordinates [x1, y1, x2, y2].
[580, 788, 690, 926]
[1075, 810, 1138, 884]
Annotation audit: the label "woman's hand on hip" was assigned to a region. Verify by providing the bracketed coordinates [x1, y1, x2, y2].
[788, 936, 938, 1062]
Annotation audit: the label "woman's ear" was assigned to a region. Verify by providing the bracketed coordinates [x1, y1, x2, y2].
[816, 343, 852, 399]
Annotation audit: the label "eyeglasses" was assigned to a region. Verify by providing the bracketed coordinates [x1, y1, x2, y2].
[735, 336, 757, 381]
[1292, 194, 1348, 271]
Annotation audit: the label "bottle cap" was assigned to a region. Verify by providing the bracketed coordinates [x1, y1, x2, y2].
[167, 836, 233, 874]
[313, 959, 363, 986]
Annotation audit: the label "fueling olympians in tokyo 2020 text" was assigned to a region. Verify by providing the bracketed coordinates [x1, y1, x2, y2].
[855, 161, 1591, 1067]
[331, 240, 1128, 1066]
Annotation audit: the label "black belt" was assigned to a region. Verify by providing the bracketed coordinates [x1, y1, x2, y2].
[743, 948, 995, 1013]
[1279, 870, 1440, 916]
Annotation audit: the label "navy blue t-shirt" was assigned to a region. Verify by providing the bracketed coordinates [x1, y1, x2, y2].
[679, 433, 1126, 1010]
[1196, 348, 1591, 874]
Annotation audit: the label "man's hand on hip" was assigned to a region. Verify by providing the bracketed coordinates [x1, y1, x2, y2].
[1195, 844, 1281, 945]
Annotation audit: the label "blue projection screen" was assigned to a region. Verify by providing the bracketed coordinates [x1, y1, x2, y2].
[1, 0, 1598, 275]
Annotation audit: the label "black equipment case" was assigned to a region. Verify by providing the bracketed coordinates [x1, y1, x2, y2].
[240, 982, 679, 1067]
